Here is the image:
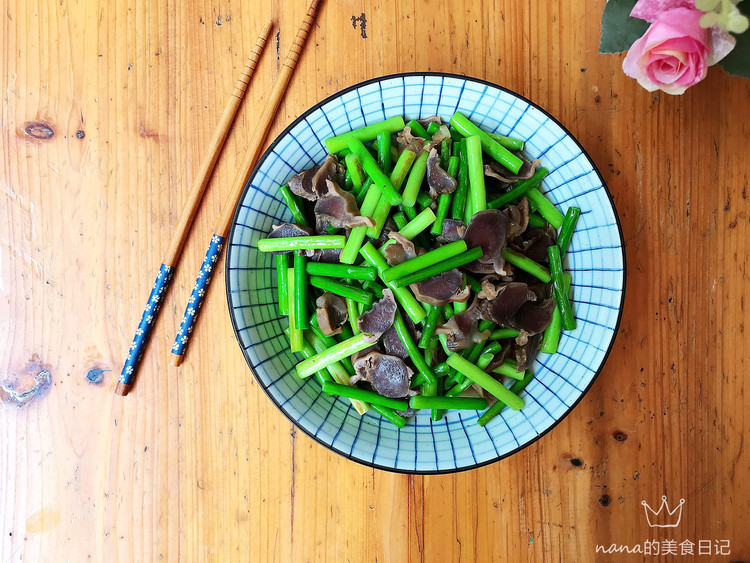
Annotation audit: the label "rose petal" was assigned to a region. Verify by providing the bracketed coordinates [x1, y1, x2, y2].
[654, 50, 687, 65]
[650, 49, 687, 66]
[706, 26, 737, 65]
[674, 54, 705, 85]
[652, 37, 706, 57]
[648, 60, 684, 86]
[655, 81, 690, 95]
[631, 0, 694, 23]
[623, 35, 650, 78]
[635, 72, 663, 92]
[637, 10, 708, 49]
[624, 49, 662, 92]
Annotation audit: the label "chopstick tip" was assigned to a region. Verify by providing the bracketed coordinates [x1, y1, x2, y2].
[114, 382, 132, 396]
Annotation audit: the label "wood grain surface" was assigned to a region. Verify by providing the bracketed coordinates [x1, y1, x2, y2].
[1, 0, 749, 561]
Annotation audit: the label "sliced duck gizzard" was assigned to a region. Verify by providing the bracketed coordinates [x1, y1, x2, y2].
[504, 197, 530, 240]
[521, 224, 558, 264]
[287, 155, 344, 201]
[483, 163, 512, 187]
[416, 115, 443, 128]
[464, 209, 509, 275]
[312, 154, 345, 195]
[314, 179, 374, 229]
[351, 352, 414, 398]
[434, 298, 490, 351]
[383, 232, 418, 266]
[485, 153, 540, 183]
[479, 282, 537, 326]
[509, 298, 556, 336]
[395, 126, 425, 155]
[410, 268, 470, 306]
[381, 326, 409, 360]
[515, 332, 544, 372]
[308, 247, 342, 263]
[357, 288, 397, 342]
[351, 343, 380, 365]
[437, 218, 466, 244]
[426, 147, 458, 198]
[423, 124, 452, 152]
[287, 166, 321, 200]
[373, 216, 399, 248]
[315, 293, 348, 336]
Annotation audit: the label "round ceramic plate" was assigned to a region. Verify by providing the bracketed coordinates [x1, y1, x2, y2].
[225, 73, 626, 474]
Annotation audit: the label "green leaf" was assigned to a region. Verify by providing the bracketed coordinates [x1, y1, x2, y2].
[719, 31, 750, 78]
[599, 0, 650, 54]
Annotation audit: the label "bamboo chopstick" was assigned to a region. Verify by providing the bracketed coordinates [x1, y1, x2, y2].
[116, 19, 274, 397]
[170, 0, 323, 368]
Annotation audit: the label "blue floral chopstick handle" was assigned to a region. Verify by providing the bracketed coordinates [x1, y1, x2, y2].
[119, 263, 175, 393]
[171, 234, 225, 364]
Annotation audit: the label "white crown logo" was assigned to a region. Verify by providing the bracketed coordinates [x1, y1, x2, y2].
[641, 496, 685, 528]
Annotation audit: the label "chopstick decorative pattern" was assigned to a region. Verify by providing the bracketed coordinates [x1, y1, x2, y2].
[171, 235, 224, 356]
[120, 264, 174, 382]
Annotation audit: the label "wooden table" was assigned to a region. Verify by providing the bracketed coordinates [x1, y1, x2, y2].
[2, 1, 748, 560]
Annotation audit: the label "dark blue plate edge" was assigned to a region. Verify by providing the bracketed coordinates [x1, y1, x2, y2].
[224, 71, 628, 476]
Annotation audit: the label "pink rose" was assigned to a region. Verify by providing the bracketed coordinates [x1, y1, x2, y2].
[623, 7, 709, 94]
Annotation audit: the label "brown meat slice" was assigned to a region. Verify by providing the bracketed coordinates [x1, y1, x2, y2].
[410, 269, 470, 306]
[357, 289, 398, 343]
[315, 293, 348, 336]
[351, 352, 414, 398]
[314, 179, 374, 229]
[434, 298, 490, 351]
[426, 147, 458, 198]
[464, 209, 509, 275]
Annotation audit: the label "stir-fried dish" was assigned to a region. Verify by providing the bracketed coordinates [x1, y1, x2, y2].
[257, 113, 580, 427]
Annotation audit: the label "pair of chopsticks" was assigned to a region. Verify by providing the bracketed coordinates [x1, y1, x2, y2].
[116, 0, 323, 396]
